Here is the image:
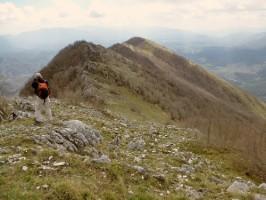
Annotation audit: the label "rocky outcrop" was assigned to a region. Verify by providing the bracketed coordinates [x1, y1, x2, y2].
[33, 120, 102, 152]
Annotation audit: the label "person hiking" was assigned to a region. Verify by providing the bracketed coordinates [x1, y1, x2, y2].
[31, 72, 52, 123]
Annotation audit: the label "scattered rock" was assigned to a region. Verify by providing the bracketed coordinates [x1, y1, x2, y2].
[39, 165, 55, 170]
[133, 156, 141, 163]
[12, 111, 32, 120]
[120, 122, 127, 128]
[178, 164, 195, 174]
[92, 154, 111, 164]
[128, 138, 145, 151]
[22, 166, 28, 171]
[176, 185, 204, 200]
[254, 194, 266, 200]
[227, 180, 250, 195]
[42, 184, 49, 189]
[7, 154, 26, 164]
[187, 189, 204, 200]
[36, 184, 49, 190]
[0, 147, 9, 154]
[53, 161, 66, 167]
[128, 190, 134, 194]
[14, 98, 34, 112]
[153, 174, 166, 183]
[258, 183, 266, 190]
[132, 165, 146, 174]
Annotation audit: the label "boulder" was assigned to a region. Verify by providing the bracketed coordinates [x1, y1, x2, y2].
[227, 180, 250, 195]
[33, 120, 102, 152]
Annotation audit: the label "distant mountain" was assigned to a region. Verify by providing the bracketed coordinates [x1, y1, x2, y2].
[3, 27, 266, 101]
[0, 50, 55, 76]
[1, 27, 216, 52]
[21, 38, 266, 177]
[184, 46, 266, 66]
[0, 74, 27, 96]
[163, 32, 266, 101]
[239, 32, 266, 49]
[0, 36, 13, 53]
[5, 27, 136, 51]
[0, 49, 56, 96]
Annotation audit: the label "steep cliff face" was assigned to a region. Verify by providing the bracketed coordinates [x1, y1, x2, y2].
[20, 38, 266, 175]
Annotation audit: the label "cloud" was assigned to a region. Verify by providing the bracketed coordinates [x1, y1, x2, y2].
[0, 0, 266, 35]
[89, 10, 104, 18]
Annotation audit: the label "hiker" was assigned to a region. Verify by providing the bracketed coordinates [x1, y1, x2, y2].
[32, 73, 52, 123]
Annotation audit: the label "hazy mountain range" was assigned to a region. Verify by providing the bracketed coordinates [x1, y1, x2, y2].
[1, 27, 266, 99]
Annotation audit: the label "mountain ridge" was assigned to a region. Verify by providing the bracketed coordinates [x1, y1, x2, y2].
[20, 37, 266, 177]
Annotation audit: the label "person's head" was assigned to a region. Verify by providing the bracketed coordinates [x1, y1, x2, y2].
[34, 73, 43, 81]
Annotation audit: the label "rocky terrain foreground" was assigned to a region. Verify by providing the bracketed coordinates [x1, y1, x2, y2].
[0, 97, 266, 200]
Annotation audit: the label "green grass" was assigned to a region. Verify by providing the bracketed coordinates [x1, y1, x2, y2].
[0, 99, 264, 200]
[106, 86, 171, 124]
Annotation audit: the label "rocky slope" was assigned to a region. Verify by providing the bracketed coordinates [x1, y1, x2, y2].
[20, 38, 266, 176]
[0, 97, 266, 200]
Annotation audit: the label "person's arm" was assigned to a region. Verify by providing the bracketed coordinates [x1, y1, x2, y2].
[32, 79, 38, 89]
[31, 79, 39, 95]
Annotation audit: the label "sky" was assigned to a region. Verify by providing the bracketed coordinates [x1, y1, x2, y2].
[0, 0, 266, 35]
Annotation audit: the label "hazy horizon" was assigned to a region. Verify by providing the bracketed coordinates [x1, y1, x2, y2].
[1, 0, 266, 36]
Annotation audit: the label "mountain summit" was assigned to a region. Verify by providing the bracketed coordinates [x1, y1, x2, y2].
[21, 37, 266, 176]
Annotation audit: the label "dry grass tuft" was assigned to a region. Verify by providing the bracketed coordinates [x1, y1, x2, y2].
[0, 96, 11, 121]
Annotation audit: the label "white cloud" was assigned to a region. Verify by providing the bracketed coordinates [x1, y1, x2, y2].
[89, 10, 104, 18]
[0, 0, 266, 35]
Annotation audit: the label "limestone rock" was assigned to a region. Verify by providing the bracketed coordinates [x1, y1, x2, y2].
[153, 174, 166, 183]
[254, 194, 266, 200]
[22, 166, 28, 171]
[258, 183, 266, 191]
[14, 98, 34, 112]
[92, 154, 111, 164]
[132, 165, 146, 174]
[227, 180, 250, 195]
[128, 138, 145, 151]
[187, 189, 204, 200]
[53, 161, 66, 167]
[33, 120, 102, 152]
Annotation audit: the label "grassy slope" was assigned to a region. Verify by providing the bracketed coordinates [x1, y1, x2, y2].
[20, 38, 266, 176]
[111, 38, 266, 175]
[0, 97, 263, 200]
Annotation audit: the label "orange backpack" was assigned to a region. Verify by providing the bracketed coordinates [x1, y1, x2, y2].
[38, 82, 49, 101]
